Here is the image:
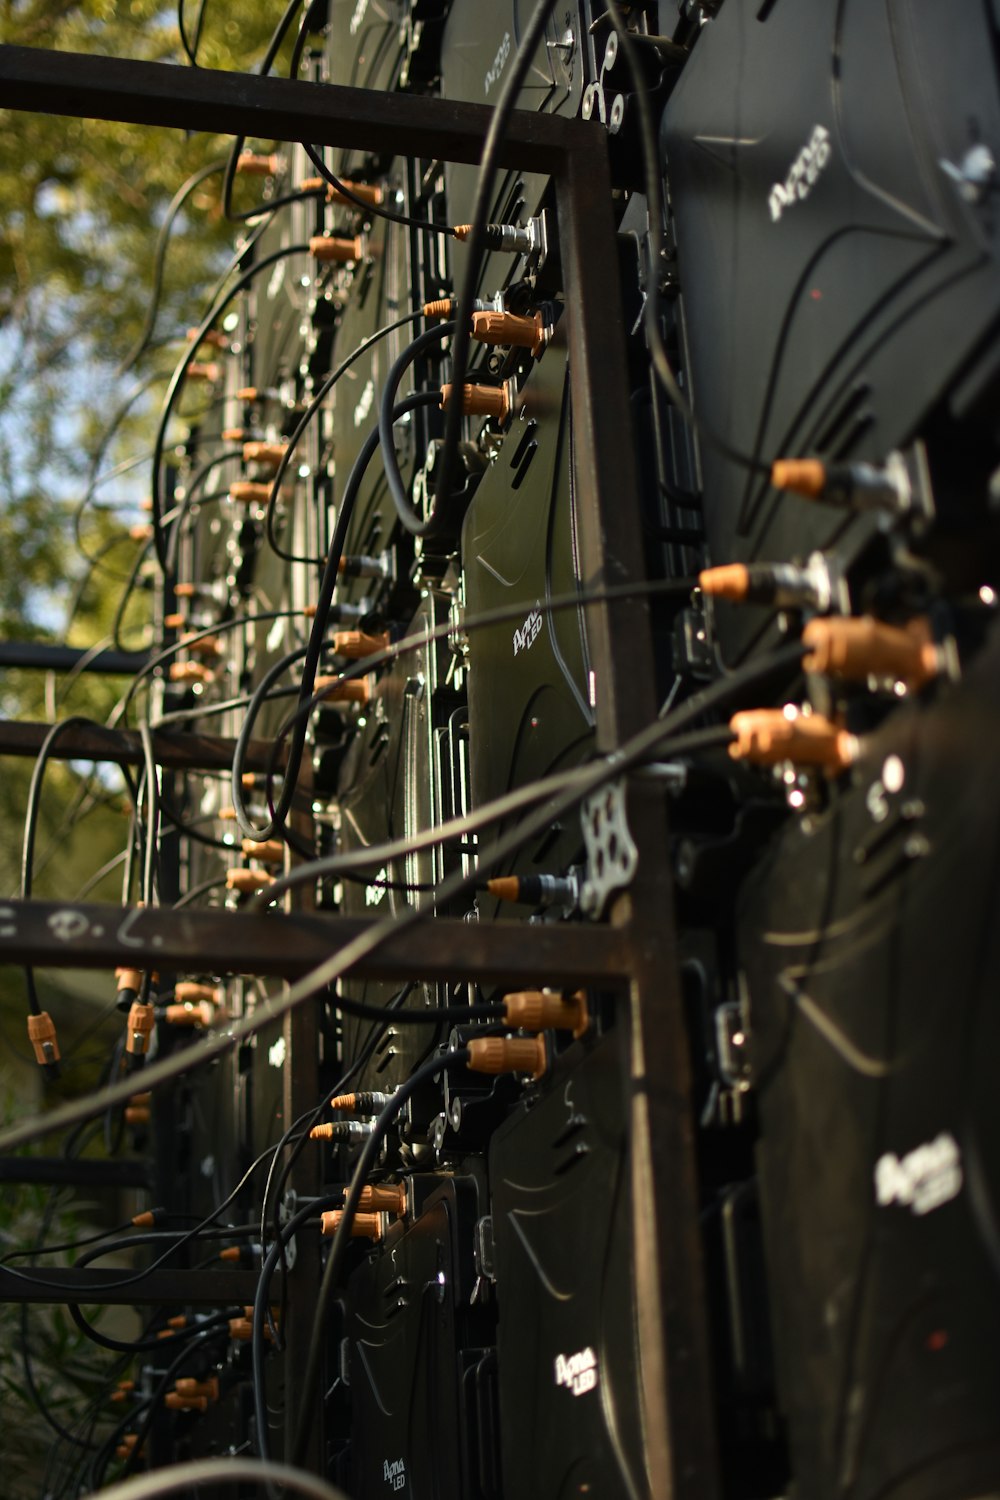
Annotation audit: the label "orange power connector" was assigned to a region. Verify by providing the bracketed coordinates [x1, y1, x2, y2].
[502, 989, 589, 1038]
[320, 1210, 382, 1241]
[467, 1035, 548, 1080]
[440, 382, 511, 423]
[802, 615, 940, 690]
[728, 709, 857, 773]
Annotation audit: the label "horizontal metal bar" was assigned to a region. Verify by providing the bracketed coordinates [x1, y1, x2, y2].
[0, 1265, 261, 1307]
[0, 719, 283, 774]
[0, 642, 150, 675]
[0, 45, 583, 172]
[0, 1156, 148, 1188]
[0, 899, 631, 985]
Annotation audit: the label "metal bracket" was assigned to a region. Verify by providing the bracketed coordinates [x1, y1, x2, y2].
[582, 32, 626, 135]
[579, 780, 639, 917]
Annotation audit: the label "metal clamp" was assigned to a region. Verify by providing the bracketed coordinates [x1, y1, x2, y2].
[579, 779, 639, 917]
[582, 32, 626, 135]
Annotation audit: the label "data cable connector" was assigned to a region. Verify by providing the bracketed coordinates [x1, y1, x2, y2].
[770, 452, 917, 516]
[700, 552, 846, 613]
[27, 1011, 60, 1078]
[728, 708, 858, 774]
[802, 614, 944, 691]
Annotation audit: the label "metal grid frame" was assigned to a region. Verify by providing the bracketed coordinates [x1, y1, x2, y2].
[0, 42, 717, 1497]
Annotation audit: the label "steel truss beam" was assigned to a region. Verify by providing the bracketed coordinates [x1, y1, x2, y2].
[0, 898, 629, 985]
[0, 718, 284, 774]
[0, 1266, 261, 1307]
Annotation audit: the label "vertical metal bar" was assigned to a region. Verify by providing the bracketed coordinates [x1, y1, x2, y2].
[281, 771, 323, 1471]
[557, 137, 720, 1500]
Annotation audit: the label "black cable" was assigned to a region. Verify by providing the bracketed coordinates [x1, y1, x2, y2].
[119, 607, 309, 723]
[118, 159, 227, 375]
[63, 532, 130, 648]
[17, 1180, 99, 1451]
[164, 445, 244, 576]
[21, 719, 142, 1032]
[114, 1326, 230, 1485]
[251, 1196, 336, 1461]
[150, 678, 302, 728]
[2, 1218, 134, 1267]
[331, 991, 501, 1025]
[87, 1457, 349, 1499]
[301, 143, 455, 238]
[191, 0, 209, 57]
[258, 982, 420, 1356]
[377, 321, 457, 536]
[91, 1324, 227, 1489]
[111, 533, 153, 654]
[253, 983, 424, 1455]
[288, 1047, 471, 1467]
[149, 240, 311, 575]
[0, 643, 805, 1157]
[139, 720, 160, 909]
[603, 2, 768, 476]
[230, 391, 440, 844]
[256, 574, 698, 828]
[220, 0, 309, 224]
[264, 308, 426, 565]
[288, 0, 326, 80]
[431, 0, 560, 525]
[75, 371, 170, 573]
[177, 0, 200, 65]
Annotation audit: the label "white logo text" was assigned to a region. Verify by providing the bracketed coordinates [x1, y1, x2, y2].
[513, 605, 542, 657]
[875, 1132, 962, 1217]
[383, 1457, 406, 1492]
[769, 125, 831, 223]
[354, 377, 375, 429]
[554, 1347, 598, 1397]
[485, 32, 511, 95]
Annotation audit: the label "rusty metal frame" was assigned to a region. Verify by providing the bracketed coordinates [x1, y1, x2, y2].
[0, 43, 717, 1499]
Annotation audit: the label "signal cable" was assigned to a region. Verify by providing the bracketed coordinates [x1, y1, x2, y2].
[377, 320, 458, 535]
[263, 307, 426, 565]
[258, 983, 420, 1360]
[20, 720, 143, 1047]
[118, 158, 227, 375]
[87, 1457, 348, 1500]
[603, 2, 769, 476]
[0, 643, 806, 1155]
[256, 573, 700, 817]
[219, 0, 311, 225]
[164, 446, 244, 575]
[149, 241, 311, 576]
[230, 391, 440, 844]
[287, 1047, 472, 1466]
[429, 0, 560, 527]
[301, 143, 455, 238]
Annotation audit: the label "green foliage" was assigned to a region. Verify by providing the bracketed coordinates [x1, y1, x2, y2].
[0, 0, 300, 1240]
[0, 1093, 120, 1500]
[0, 0, 291, 637]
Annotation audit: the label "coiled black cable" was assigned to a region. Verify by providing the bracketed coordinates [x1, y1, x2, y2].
[219, 0, 311, 225]
[430, 0, 560, 524]
[287, 1047, 472, 1466]
[21, 720, 143, 1039]
[149, 240, 310, 576]
[301, 143, 455, 239]
[377, 320, 457, 536]
[230, 390, 440, 844]
[264, 308, 426, 565]
[117, 158, 227, 375]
